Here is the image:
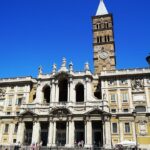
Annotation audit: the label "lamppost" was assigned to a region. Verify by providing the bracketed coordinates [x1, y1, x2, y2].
[146, 54, 150, 68]
[132, 109, 138, 150]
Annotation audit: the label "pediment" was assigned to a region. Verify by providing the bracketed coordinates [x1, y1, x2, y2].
[50, 107, 72, 116]
[20, 109, 38, 117]
[85, 108, 103, 115]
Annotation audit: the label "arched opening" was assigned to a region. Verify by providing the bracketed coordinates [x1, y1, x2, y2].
[75, 83, 84, 102]
[135, 106, 146, 112]
[43, 85, 51, 103]
[59, 79, 68, 102]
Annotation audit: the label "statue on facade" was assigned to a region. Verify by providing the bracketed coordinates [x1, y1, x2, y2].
[38, 66, 43, 75]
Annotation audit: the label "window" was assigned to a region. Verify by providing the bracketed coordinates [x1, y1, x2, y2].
[75, 83, 84, 102]
[111, 109, 116, 113]
[121, 93, 128, 103]
[112, 123, 118, 133]
[125, 123, 130, 133]
[14, 124, 18, 133]
[135, 106, 146, 112]
[43, 85, 51, 103]
[123, 109, 129, 113]
[120, 79, 127, 85]
[4, 124, 9, 133]
[110, 94, 117, 102]
[6, 112, 11, 115]
[8, 95, 13, 106]
[59, 78, 68, 102]
[13, 139, 16, 143]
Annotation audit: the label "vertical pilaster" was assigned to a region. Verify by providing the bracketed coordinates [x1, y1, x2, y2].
[128, 79, 134, 112]
[0, 124, 4, 144]
[119, 121, 124, 142]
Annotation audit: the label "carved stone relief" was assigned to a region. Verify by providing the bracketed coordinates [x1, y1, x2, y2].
[0, 88, 6, 99]
[138, 121, 147, 136]
[131, 79, 144, 92]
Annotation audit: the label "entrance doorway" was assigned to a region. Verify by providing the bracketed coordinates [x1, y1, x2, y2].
[40, 122, 49, 146]
[75, 121, 85, 145]
[92, 121, 103, 148]
[56, 122, 66, 146]
[24, 122, 33, 145]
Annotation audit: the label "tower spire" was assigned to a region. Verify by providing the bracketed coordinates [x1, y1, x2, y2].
[96, 0, 108, 16]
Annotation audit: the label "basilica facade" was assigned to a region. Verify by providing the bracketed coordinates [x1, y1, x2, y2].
[0, 0, 150, 149]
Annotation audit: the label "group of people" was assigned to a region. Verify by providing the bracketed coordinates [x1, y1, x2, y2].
[30, 141, 43, 150]
[14, 141, 43, 150]
[75, 140, 84, 148]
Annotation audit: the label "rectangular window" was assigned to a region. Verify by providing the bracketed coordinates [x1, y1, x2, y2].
[4, 124, 9, 133]
[14, 124, 18, 133]
[111, 109, 116, 113]
[16, 95, 24, 106]
[123, 109, 129, 113]
[6, 112, 11, 115]
[121, 93, 128, 103]
[112, 123, 118, 133]
[8, 95, 13, 106]
[110, 94, 117, 102]
[125, 123, 130, 133]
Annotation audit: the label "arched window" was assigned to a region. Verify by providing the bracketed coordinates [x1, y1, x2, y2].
[135, 106, 146, 112]
[75, 83, 84, 102]
[59, 79, 68, 102]
[43, 85, 51, 103]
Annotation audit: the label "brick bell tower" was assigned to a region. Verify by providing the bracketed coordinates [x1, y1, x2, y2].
[92, 0, 116, 74]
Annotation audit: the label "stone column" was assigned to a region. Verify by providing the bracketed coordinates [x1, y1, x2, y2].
[69, 78, 74, 103]
[68, 82, 70, 102]
[104, 118, 112, 149]
[65, 121, 74, 147]
[51, 79, 55, 103]
[68, 121, 74, 147]
[84, 121, 87, 145]
[65, 121, 69, 146]
[84, 120, 92, 148]
[48, 121, 53, 147]
[17, 122, 25, 144]
[55, 81, 59, 103]
[0, 124, 4, 144]
[32, 122, 41, 144]
[52, 122, 56, 146]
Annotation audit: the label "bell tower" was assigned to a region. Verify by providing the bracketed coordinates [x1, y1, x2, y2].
[92, 0, 116, 74]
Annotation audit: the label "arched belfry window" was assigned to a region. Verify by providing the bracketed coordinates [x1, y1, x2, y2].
[59, 78, 68, 102]
[43, 85, 51, 103]
[75, 83, 84, 102]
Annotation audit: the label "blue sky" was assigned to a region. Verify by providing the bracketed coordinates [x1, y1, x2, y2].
[0, 0, 150, 78]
